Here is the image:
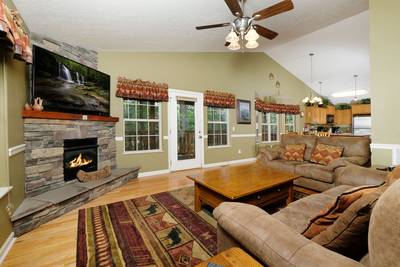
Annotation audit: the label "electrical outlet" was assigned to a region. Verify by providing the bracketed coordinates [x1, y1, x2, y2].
[6, 203, 14, 217]
[238, 149, 242, 154]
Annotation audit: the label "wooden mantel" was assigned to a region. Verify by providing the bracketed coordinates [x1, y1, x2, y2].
[22, 110, 119, 122]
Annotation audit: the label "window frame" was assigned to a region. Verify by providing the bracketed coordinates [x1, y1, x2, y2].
[207, 107, 230, 148]
[285, 114, 296, 134]
[123, 99, 163, 154]
[260, 112, 280, 143]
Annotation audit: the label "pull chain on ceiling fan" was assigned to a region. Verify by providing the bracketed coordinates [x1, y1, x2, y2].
[195, 0, 294, 50]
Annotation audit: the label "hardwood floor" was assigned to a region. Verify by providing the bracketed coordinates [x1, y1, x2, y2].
[2, 169, 201, 267]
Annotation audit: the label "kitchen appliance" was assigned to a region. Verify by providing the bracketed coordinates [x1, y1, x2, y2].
[353, 116, 371, 136]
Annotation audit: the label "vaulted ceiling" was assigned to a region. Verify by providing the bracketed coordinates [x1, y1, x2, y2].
[14, 0, 369, 101]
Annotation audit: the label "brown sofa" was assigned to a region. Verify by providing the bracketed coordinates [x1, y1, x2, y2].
[258, 134, 371, 192]
[214, 165, 393, 267]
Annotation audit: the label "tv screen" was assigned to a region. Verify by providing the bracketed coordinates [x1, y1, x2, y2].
[32, 45, 110, 116]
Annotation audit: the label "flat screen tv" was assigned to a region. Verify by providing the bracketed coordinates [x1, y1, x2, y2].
[32, 45, 110, 116]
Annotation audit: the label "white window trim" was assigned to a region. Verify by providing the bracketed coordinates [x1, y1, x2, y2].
[284, 114, 296, 133]
[260, 112, 280, 143]
[207, 107, 230, 148]
[123, 100, 163, 154]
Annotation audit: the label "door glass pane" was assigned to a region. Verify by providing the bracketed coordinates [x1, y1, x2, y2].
[177, 100, 195, 160]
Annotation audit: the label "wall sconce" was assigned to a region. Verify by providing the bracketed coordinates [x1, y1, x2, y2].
[269, 73, 275, 80]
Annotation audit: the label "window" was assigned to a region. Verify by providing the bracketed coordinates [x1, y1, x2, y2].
[261, 112, 279, 142]
[207, 107, 229, 147]
[123, 99, 161, 153]
[285, 114, 296, 133]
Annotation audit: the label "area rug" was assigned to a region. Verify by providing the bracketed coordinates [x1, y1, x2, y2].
[76, 187, 217, 267]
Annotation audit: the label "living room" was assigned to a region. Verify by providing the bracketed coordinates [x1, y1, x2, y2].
[0, 0, 399, 266]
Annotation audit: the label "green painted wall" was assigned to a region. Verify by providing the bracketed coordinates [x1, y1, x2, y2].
[98, 52, 309, 172]
[0, 0, 29, 246]
[370, 0, 400, 165]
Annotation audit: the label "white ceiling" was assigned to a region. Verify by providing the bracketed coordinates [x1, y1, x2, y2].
[266, 11, 370, 103]
[13, 0, 370, 102]
[14, 0, 368, 52]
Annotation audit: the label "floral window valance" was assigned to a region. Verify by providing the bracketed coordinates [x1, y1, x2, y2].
[0, 2, 32, 63]
[116, 77, 169, 102]
[204, 90, 236, 109]
[255, 98, 300, 115]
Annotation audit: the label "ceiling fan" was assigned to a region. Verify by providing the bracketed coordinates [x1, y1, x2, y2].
[195, 0, 294, 50]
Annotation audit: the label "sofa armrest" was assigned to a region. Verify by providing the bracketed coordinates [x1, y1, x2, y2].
[258, 146, 280, 161]
[327, 156, 369, 171]
[214, 202, 362, 267]
[335, 164, 387, 187]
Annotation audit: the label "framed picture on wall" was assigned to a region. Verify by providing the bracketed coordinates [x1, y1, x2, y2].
[236, 99, 251, 124]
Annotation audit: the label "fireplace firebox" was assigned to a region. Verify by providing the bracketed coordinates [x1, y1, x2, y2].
[63, 138, 98, 181]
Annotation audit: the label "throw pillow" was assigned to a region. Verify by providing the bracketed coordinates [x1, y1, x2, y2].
[312, 185, 387, 261]
[282, 144, 306, 161]
[302, 184, 382, 239]
[310, 143, 344, 165]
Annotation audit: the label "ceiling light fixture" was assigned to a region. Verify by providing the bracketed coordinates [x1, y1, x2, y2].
[225, 28, 239, 43]
[331, 90, 368, 98]
[245, 39, 259, 49]
[228, 41, 241, 51]
[353, 74, 359, 101]
[302, 53, 319, 105]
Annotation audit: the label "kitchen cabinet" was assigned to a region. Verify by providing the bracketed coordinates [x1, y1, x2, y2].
[305, 106, 327, 124]
[326, 105, 335, 115]
[335, 109, 352, 125]
[351, 104, 371, 115]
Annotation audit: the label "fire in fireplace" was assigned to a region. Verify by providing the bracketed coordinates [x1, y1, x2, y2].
[63, 138, 98, 181]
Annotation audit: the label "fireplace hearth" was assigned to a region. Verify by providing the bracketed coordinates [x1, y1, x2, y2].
[63, 138, 98, 181]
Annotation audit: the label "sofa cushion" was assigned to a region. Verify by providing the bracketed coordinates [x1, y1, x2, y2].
[295, 163, 334, 183]
[264, 159, 304, 174]
[317, 136, 370, 162]
[281, 134, 318, 161]
[310, 143, 344, 166]
[294, 177, 335, 192]
[322, 185, 355, 197]
[282, 144, 306, 161]
[312, 185, 386, 261]
[273, 193, 336, 233]
[302, 185, 382, 239]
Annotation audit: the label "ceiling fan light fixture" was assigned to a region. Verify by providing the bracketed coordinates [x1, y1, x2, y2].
[228, 41, 241, 50]
[245, 27, 259, 41]
[225, 29, 239, 43]
[245, 40, 259, 49]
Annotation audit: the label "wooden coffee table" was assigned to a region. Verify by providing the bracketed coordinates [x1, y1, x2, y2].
[188, 162, 299, 212]
[196, 247, 262, 267]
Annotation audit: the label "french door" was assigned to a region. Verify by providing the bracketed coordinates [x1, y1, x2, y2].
[168, 89, 204, 171]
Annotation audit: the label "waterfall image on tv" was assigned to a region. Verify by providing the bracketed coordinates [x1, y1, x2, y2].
[32, 45, 110, 116]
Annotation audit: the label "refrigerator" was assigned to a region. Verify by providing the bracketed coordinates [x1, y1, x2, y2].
[353, 116, 371, 136]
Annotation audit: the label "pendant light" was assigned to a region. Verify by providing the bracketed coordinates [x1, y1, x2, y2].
[302, 53, 314, 104]
[353, 74, 359, 101]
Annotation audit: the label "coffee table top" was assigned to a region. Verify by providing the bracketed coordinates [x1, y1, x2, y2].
[196, 247, 262, 267]
[187, 162, 299, 200]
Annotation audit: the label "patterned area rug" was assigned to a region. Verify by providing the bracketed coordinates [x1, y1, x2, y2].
[76, 187, 217, 266]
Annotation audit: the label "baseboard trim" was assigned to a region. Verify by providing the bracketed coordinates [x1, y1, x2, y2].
[203, 157, 256, 168]
[8, 144, 25, 157]
[138, 169, 170, 178]
[0, 232, 15, 264]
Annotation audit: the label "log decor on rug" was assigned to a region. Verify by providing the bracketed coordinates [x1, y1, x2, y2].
[0, 0, 32, 63]
[204, 90, 236, 108]
[116, 77, 169, 102]
[77, 165, 112, 182]
[255, 98, 300, 114]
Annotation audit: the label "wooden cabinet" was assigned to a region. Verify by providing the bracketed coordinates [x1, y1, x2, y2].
[352, 104, 371, 115]
[326, 105, 335, 115]
[304, 106, 327, 124]
[335, 109, 352, 125]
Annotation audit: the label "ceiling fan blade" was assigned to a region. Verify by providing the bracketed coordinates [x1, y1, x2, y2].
[254, 25, 279, 40]
[253, 0, 294, 21]
[224, 0, 243, 17]
[196, 23, 231, 30]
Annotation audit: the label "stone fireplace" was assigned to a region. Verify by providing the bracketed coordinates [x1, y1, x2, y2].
[24, 118, 117, 197]
[12, 113, 139, 236]
[63, 137, 98, 181]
